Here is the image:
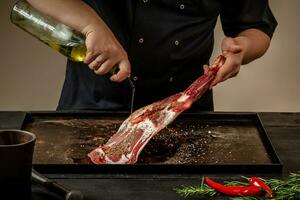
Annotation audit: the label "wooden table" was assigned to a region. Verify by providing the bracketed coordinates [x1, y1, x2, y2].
[0, 112, 299, 200]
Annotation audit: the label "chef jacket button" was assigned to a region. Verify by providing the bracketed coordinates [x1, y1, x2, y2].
[142, 0, 148, 3]
[138, 38, 144, 44]
[179, 4, 185, 10]
[169, 77, 174, 82]
[133, 76, 138, 81]
[174, 40, 180, 46]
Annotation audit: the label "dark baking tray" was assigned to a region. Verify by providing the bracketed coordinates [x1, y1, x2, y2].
[20, 111, 282, 174]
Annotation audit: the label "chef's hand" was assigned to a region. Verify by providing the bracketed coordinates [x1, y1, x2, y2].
[205, 37, 244, 88]
[204, 29, 271, 88]
[83, 23, 131, 82]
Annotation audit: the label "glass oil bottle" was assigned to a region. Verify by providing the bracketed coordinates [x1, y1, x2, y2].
[11, 0, 86, 62]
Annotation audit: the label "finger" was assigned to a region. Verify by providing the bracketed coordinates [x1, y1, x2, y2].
[83, 50, 98, 64]
[88, 53, 108, 70]
[203, 64, 209, 75]
[209, 79, 217, 89]
[231, 70, 239, 77]
[94, 59, 117, 75]
[209, 64, 240, 89]
[223, 69, 239, 80]
[209, 71, 225, 89]
[110, 59, 131, 82]
[220, 58, 240, 80]
[222, 45, 242, 57]
[209, 61, 233, 88]
[222, 37, 242, 54]
[222, 50, 230, 57]
[226, 44, 242, 54]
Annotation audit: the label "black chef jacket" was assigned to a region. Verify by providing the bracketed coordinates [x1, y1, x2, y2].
[57, 0, 277, 111]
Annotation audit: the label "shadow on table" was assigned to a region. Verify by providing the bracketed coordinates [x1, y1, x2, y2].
[32, 183, 63, 200]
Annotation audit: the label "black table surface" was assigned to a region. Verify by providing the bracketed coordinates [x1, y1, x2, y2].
[0, 111, 299, 200]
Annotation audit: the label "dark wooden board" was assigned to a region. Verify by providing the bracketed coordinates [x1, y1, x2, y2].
[1, 112, 299, 200]
[259, 112, 300, 127]
[17, 112, 282, 174]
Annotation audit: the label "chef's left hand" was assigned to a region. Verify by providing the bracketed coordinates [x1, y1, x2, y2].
[205, 37, 245, 88]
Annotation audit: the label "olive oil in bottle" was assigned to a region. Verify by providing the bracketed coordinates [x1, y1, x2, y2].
[10, 0, 86, 62]
[11, 1, 136, 112]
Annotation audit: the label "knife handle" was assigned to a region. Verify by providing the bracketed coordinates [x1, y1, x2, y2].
[32, 169, 84, 200]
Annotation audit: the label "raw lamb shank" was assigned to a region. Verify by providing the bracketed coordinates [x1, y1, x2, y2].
[88, 55, 226, 164]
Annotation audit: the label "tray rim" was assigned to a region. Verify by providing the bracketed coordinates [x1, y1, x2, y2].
[20, 111, 283, 174]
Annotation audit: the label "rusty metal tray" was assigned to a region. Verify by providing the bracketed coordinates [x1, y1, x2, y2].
[19, 111, 282, 174]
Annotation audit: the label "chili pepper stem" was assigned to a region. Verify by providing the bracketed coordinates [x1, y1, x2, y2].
[241, 176, 251, 181]
[249, 177, 273, 198]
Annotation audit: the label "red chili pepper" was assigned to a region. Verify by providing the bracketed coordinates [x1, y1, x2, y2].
[249, 177, 273, 197]
[205, 177, 262, 196]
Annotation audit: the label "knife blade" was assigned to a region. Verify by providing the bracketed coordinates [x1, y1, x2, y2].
[128, 77, 136, 113]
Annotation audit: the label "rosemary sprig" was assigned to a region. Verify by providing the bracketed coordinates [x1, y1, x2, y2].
[175, 176, 217, 197]
[175, 172, 300, 200]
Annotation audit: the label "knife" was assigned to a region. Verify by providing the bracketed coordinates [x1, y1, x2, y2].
[32, 169, 84, 200]
[128, 77, 136, 113]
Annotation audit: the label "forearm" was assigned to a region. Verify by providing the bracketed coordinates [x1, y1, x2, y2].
[234, 29, 271, 64]
[26, 0, 106, 35]
[26, 0, 130, 81]
[211, 29, 272, 87]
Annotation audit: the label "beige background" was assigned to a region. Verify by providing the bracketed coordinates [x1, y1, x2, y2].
[0, 1, 299, 112]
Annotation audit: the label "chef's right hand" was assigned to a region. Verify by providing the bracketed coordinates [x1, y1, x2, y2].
[82, 23, 131, 82]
